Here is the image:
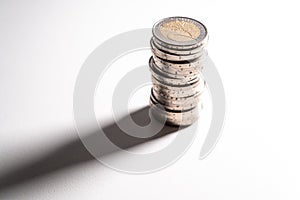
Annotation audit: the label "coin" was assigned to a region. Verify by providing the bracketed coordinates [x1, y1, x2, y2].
[150, 40, 205, 61]
[149, 109, 199, 126]
[149, 99, 202, 126]
[149, 97, 201, 118]
[152, 84, 204, 98]
[152, 16, 208, 48]
[152, 55, 205, 70]
[149, 56, 200, 79]
[152, 88, 201, 104]
[149, 59, 200, 86]
[151, 90, 201, 111]
[151, 75, 200, 88]
[149, 17, 208, 126]
[151, 37, 203, 55]
[153, 85, 204, 98]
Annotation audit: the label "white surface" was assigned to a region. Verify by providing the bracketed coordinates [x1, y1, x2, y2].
[1, 0, 300, 199]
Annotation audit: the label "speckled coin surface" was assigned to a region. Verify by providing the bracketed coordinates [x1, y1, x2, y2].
[150, 40, 204, 61]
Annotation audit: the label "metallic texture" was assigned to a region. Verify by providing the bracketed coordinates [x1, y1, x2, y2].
[149, 16, 208, 126]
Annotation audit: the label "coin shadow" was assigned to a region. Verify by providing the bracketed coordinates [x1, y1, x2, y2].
[0, 106, 180, 192]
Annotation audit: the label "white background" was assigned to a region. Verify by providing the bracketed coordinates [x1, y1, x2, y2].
[1, 0, 300, 199]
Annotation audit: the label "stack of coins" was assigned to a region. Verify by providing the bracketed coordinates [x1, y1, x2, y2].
[148, 16, 208, 126]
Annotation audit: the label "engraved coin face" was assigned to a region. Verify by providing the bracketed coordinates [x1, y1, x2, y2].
[160, 20, 200, 42]
[153, 17, 207, 47]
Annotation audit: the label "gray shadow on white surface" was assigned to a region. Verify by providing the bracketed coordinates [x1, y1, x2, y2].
[0, 106, 180, 193]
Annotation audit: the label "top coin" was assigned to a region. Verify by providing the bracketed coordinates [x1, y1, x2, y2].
[152, 17, 208, 47]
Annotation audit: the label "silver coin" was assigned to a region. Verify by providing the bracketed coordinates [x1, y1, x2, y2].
[150, 102, 202, 120]
[151, 37, 204, 55]
[151, 77, 203, 90]
[149, 99, 202, 122]
[150, 56, 201, 79]
[150, 92, 202, 112]
[150, 93, 190, 111]
[152, 55, 206, 70]
[151, 75, 200, 88]
[152, 88, 201, 105]
[153, 63, 201, 77]
[151, 41, 205, 61]
[152, 98, 200, 112]
[152, 84, 204, 97]
[151, 96, 200, 112]
[152, 16, 208, 48]
[153, 85, 203, 98]
[150, 109, 199, 126]
[149, 57, 200, 83]
[151, 76, 200, 89]
[151, 111, 200, 125]
[151, 105, 203, 122]
[153, 61, 202, 77]
[152, 34, 208, 51]
[152, 90, 201, 106]
[149, 60, 201, 86]
[152, 84, 202, 99]
[150, 37, 205, 58]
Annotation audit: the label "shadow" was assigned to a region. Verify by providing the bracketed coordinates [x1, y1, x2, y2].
[0, 106, 180, 192]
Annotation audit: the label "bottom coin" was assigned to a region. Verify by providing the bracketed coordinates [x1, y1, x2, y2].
[149, 97, 202, 126]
